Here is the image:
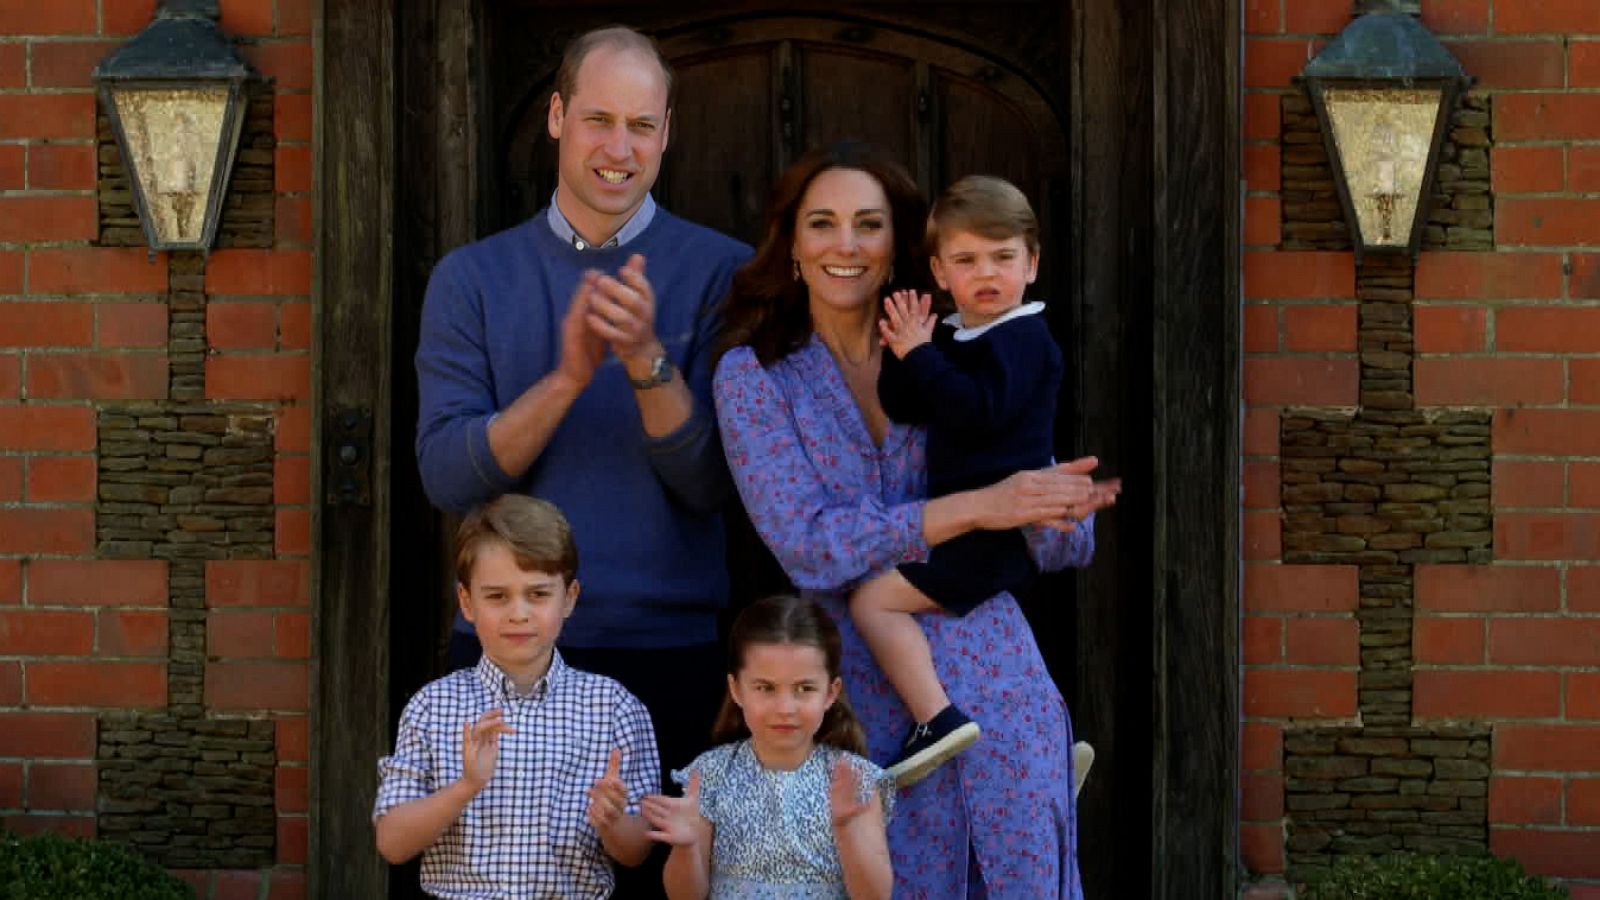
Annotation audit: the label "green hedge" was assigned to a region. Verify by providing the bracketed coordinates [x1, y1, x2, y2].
[0, 831, 195, 900]
[1303, 853, 1567, 900]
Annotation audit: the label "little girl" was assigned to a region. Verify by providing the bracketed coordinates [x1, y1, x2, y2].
[641, 595, 893, 899]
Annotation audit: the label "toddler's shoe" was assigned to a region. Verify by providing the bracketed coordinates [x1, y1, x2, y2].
[1072, 741, 1095, 799]
[887, 705, 980, 787]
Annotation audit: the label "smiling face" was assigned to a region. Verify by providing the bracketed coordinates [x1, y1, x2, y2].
[547, 44, 671, 245]
[792, 167, 896, 319]
[930, 228, 1039, 329]
[727, 641, 842, 770]
[457, 539, 578, 686]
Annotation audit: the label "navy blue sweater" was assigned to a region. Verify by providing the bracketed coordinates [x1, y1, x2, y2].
[415, 209, 751, 648]
[878, 308, 1063, 497]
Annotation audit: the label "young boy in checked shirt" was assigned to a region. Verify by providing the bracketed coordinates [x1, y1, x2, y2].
[373, 495, 658, 898]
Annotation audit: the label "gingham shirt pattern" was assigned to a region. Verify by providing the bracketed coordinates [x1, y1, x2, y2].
[374, 651, 659, 899]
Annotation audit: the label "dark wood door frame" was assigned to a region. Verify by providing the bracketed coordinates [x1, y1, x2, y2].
[315, 0, 1240, 896]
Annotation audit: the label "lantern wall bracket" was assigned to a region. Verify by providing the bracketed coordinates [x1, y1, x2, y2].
[92, 0, 256, 256]
[1295, 6, 1474, 263]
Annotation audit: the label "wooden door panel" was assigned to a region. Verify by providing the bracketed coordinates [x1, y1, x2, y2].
[934, 73, 1062, 298]
[799, 45, 916, 169]
[937, 75, 1039, 198]
[348, 3, 1240, 899]
[658, 48, 775, 242]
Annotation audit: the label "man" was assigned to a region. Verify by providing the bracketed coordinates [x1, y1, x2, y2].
[413, 25, 749, 886]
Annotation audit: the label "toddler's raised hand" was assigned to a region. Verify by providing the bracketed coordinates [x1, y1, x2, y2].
[461, 709, 513, 791]
[642, 771, 705, 846]
[586, 748, 629, 832]
[878, 289, 936, 359]
[828, 758, 877, 829]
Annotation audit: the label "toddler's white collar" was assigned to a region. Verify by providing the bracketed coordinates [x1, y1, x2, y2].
[942, 301, 1046, 341]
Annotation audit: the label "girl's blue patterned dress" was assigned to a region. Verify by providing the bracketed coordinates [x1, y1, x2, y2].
[672, 740, 894, 899]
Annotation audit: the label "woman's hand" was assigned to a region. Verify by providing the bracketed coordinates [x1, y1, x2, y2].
[976, 457, 1116, 531]
[878, 290, 936, 359]
[642, 771, 707, 847]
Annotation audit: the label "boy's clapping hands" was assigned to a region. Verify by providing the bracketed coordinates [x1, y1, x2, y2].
[586, 748, 629, 831]
[585, 746, 653, 867]
[461, 709, 513, 790]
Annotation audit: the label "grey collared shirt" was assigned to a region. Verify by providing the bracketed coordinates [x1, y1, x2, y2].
[547, 191, 657, 250]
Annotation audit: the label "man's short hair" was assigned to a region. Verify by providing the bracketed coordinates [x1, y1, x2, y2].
[926, 175, 1040, 255]
[553, 25, 676, 112]
[454, 495, 578, 587]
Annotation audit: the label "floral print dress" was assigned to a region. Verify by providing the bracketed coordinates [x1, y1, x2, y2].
[672, 740, 893, 899]
[713, 337, 1091, 900]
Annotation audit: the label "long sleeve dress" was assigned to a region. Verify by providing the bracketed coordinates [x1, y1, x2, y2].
[713, 336, 1090, 900]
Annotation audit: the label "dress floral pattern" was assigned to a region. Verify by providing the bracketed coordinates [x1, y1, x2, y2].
[713, 337, 1090, 900]
[671, 740, 893, 899]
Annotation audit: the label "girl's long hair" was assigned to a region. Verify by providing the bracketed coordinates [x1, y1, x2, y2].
[716, 141, 931, 366]
[710, 594, 868, 756]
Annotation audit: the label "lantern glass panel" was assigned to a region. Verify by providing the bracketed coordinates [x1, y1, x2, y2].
[108, 84, 231, 246]
[1322, 86, 1442, 250]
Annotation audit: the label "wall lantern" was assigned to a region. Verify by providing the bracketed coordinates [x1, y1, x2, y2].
[1296, 1, 1473, 262]
[93, 0, 253, 255]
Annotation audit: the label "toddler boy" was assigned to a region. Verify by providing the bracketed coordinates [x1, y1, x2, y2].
[858, 175, 1085, 786]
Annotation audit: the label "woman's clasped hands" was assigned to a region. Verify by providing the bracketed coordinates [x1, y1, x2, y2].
[982, 456, 1121, 533]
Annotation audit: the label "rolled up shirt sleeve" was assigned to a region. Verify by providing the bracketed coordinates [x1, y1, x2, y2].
[373, 692, 437, 821]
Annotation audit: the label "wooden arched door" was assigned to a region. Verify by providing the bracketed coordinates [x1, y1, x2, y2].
[497, 17, 1069, 291]
[333, 0, 1239, 897]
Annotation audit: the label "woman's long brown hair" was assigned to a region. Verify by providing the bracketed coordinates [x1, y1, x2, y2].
[717, 141, 931, 366]
[710, 594, 868, 756]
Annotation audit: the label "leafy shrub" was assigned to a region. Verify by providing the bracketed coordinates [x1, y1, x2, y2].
[0, 830, 195, 900]
[1302, 853, 1567, 900]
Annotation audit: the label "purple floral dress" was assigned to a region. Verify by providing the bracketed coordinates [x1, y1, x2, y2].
[713, 337, 1090, 900]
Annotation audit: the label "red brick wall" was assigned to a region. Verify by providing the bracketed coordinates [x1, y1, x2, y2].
[0, 2, 310, 897]
[1246, 1, 1600, 895]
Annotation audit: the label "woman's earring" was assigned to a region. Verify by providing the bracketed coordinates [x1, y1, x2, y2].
[887, 264, 895, 284]
[792, 259, 801, 281]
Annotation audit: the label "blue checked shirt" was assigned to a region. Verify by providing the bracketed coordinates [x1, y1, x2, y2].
[373, 651, 660, 899]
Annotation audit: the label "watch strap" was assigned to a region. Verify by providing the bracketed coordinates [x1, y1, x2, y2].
[627, 354, 675, 389]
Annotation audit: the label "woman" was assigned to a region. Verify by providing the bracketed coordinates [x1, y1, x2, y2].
[711, 142, 1116, 898]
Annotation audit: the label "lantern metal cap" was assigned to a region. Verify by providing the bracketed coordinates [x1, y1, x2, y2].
[1300, 10, 1468, 83]
[93, 0, 251, 83]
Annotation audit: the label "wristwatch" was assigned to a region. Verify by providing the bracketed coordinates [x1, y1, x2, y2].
[627, 353, 676, 390]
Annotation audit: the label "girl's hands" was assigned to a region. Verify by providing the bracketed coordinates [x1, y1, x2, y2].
[828, 759, 877, 830]
[878, 290, 936, 359]
[642, 771, 707, 846]
[461, 709, 513, 791]
[586, 748, 629, 833]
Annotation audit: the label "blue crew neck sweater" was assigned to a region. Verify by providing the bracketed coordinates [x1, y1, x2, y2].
[415, 209, 752, 648]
